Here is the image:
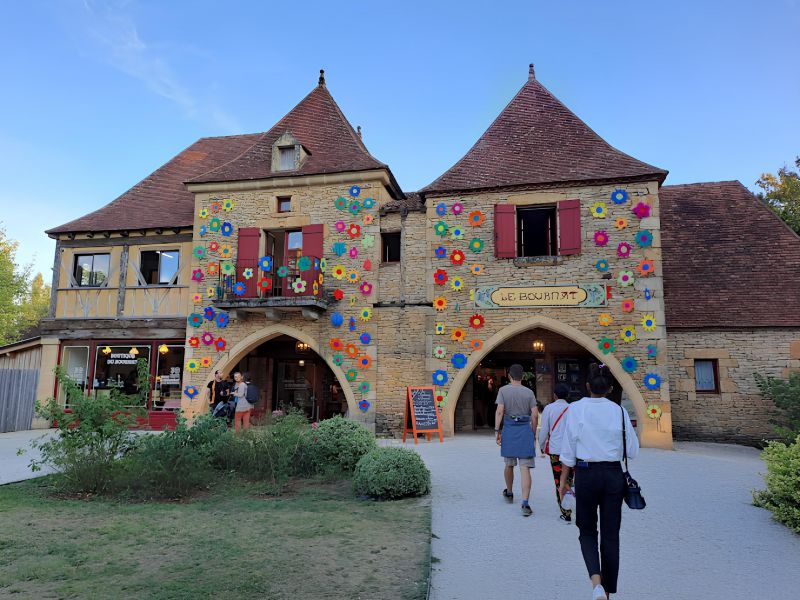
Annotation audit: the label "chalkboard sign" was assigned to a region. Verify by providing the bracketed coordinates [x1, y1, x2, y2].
[403, 386, 444, 444]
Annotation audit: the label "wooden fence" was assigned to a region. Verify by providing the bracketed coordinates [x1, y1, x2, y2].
[0, 345, 41, 432]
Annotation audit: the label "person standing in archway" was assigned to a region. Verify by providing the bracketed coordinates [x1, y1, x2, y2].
[231, 371, 252, 433]
[495, 363, 538, 517]
[540, 382, 574, 521]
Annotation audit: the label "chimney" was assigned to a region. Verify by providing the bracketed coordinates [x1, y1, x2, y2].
[318, 69, 326, 86]
[529, 63, 536, 80]
[357, 125, 362, 138]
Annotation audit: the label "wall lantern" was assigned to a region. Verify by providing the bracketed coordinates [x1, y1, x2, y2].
[298, 359, 305, 367]
[129, 347, 140, 356]
[102, 346, 112, 355]
[532, 340, 545, 354]
[295, 341, 310, 353]
[158, 344, 169, 355]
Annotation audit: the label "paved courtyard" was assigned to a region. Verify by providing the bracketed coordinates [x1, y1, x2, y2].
[409, 434, 800, 600]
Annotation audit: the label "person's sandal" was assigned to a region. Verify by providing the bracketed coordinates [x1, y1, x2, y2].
[502, 489, 513, 503]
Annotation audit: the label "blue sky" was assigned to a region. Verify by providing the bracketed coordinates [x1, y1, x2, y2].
[2, 0, 798, 278]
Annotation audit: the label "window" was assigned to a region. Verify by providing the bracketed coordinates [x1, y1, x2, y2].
[287, 231, 303, 250]
[695, 359, 719, 393]
[140, 250, 180, 285]
[93, 345, 150, 402]
[277, 196, 292, 213]
[278, 147, 295, 170]
[517, 206, 557, 257]
[59, 346, 89, 402]
[154, 345, 185, 411]
[382, 232, 401, 263]
[73, 253, 110, 287]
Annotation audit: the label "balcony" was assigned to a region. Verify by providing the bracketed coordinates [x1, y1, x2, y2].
[211, 257, 329, 320]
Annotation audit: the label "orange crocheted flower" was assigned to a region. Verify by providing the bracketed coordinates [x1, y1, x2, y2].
[358, 355, 373, 370]
[451, 328, 466, 343]
[346, 344, 359, 358]
[468, 210, 485, 227]
[329, 338, 344, 352]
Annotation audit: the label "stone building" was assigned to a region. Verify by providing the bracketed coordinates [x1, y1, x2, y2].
[3, 66, 798, 446]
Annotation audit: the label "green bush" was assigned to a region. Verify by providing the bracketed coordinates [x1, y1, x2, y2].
[755, 372, 800, 439]
[309, 415, 377, 474]
[353, 447, 431, 500]
[753, 435, 800, 533]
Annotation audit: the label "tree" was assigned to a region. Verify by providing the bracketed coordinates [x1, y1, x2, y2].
[756, 157, 800, 234]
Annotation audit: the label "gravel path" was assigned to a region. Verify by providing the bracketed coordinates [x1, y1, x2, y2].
[408, 434, 800, 600]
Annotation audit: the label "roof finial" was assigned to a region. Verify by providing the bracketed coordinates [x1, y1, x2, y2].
[318, 69, 326, 86]
[528, 63, 535, 80]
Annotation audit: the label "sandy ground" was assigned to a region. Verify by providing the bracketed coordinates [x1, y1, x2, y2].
[403, 433, 800, 600]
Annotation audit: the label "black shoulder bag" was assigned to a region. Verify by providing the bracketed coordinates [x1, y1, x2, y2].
[621, 406, 646, 510]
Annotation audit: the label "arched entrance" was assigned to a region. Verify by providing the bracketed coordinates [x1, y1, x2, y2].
[444, 315, 671, 449]
[208, 324, 359, 419]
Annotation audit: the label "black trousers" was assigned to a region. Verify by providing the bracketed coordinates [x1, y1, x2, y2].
[575, 462, 626, 594]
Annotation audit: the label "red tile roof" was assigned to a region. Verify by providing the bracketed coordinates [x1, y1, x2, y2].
[660, 181, 800, 328]
[421, 72, 667, 195]
[46, 134, 261, 235]
[190, 83, 389, 184]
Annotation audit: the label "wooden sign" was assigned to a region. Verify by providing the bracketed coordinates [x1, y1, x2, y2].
[403, 386, 444, 444]
[474, 283, 608, 309]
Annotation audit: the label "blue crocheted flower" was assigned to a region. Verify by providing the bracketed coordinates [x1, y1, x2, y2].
[435, 246, 447, 259]
[220, 221, 234, 237]
[215, 312, 229, 328]
[451, 353, 467, 369]
[647, 344, 658, 359]
[184, 385, 199, 399]
[203, 306, 216, 321]
[643, 373, 661, 390]
[595, 259, 610, 273]
[332, 242, 347, 257]
[349, 185, 361, 197]
[436, 203, 447, 216]
[432, 370, 449, 385]
[331, 312, 344, 328]
[258, 256, 273, 271]
[187, 313, 203, 328]
[362, 197, 375, 209]
[360, 332, 371, 345]
[358, 399, 370, 411]
[611, 189, 629, 204]
[199, 225, 208, 237]
[233, 282, 246, 296]
[635, 230, 654, 248]
[621, 356, 638, 373]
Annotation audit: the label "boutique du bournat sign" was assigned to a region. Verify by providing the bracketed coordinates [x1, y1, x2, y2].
[474, 283, 608, 309]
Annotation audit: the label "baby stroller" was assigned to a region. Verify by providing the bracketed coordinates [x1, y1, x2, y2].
[212, 398, 236, 426]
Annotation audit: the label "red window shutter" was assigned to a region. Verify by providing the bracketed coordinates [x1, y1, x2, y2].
[236, 227, 261, 298]
[494, 204, 517, 258]
[558, 199, 581, 256]
[301, 224, 324, 261]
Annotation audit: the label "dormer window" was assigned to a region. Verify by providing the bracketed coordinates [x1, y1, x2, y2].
[278, 147, 295, 171]
[272, 132, 308, 172]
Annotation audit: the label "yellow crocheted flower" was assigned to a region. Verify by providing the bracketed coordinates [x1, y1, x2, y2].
[598, 313, 613, 327]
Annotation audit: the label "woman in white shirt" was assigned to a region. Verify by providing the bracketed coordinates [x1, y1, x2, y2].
[559, 365, 639, 600]
[539, 382, 573, 522]
[231, 371, 251, 433]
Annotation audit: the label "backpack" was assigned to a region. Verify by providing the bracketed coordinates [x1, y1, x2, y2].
[245, 382, 259, 405]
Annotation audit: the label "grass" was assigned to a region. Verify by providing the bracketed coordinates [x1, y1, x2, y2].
[0, 476, 431, 599]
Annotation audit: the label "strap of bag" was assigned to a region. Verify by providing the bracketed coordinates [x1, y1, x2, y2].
[544, 406, 569, 454]
[621, 405, 629, 471]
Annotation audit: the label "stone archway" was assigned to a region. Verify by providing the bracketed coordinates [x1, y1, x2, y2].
[207, 323, 360, 420]
[444, 315, 672, 449]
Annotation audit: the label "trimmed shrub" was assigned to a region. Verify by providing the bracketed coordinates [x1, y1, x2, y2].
[753, 435, 800, 533]
[755, 372, 800, 439]
[353, 447, 431, 500]
[311, 415, 377, 474]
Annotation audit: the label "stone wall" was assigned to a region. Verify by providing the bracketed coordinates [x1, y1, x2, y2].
[668, 328, 800, 444]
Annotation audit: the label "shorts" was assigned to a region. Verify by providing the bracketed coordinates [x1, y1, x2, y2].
[504, 456, 534, 468]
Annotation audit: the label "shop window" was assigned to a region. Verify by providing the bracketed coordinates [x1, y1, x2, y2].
[140, 250, 180, 285]
[278, 147, 295, 170]
[517, 206, 557, 257]
[93, 345, 150, 403]
[73, 253, 110, 287]
[695, 359, 719, 393]
[277, 196, 292, 213]
[382, 232, 401, 263]
[154, 345, 185, 411]
[59, 346, 89, 402]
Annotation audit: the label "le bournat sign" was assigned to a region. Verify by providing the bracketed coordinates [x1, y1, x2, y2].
[474, 283, 608, 309]
[403, 386, 444, 444]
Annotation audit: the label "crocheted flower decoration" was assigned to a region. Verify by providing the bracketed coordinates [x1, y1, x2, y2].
[450, 227, 465, 240]
[198, 208, 209, 219]
[594, 231, 609, 247]
[330, 243, 346, 259]
[242, 268, 254, 280]
[435, 389, 448, 406]
[434, 269, 448, 285]
[210, 200, 222, 213]
[222, 198, 234, 211]
[347, 224, 361, 239]
[469, 238, 484, 253]
[334, 221, 347, 234]
[470, 339, 484, 350]
[617, 242, 632, 258]
[333, 289, 344, 301]
[452, 202, 464, 215]
[221, 261, 235, 275]
[291, 278, 307, 294]
[635, 230, 653, 248]
[471, 264, 484, 275]
[643, 373, 661, 390]
[199, 225, 208, 237]
[209, 218, 222, 232]
[363, 214, 374, 225]
[297, 256, 311, 272]
[620, 326, 636, 343]
[611, 189, 628, 204]
[615, 218, 628, 230]
[320, 258, 327, 273]
[647, 344, 657, 359]
[469, 314, 485, 329]
[433, 346, 447, 359]
[621, 356, 638, 373]
[216, 313, 229, 328]
[647, 404, 662, 419]
[206, 286, 216, 298]
[330, 339, 344, 352]
[362, 197, 376, 209]
[347, 246, 359, 260]
[258, 277, 272, 292]
[207, 262, 219, 276]
[451, 353, 468, 369]
[360, 308, 373, 321]
[332, 354, 344, 366]
[358, 381, 371, 394]
[335, 197, 348, 211]
[641, 314, 657, 332]
[188, 313, 203, 328]
[191, 269, 204, 282]
[591, 202, 607, 218]
[598, 337, 615, 354]
[358, 355, 372, 370]
[346, 369, 358, 382]
[621, 299, 635, 313]
[201, 332, 215, 346]
[200, 357, 212, 368]
[358, 399, 370, 412]
[184, 385, 199, 399]
[435, 203, 447, 216]
[331, 312, 344, 328]
[220, 222, 234, 237]
[203, 306, 216, 321]
[349, 185, 361, 197]
[193, 245, 207, 260]
[450, 277, 464, 292]
[348, 201, 362, 216]
[598, 313, 613, 327]
[617, 271, 635, 287]
[434, 221, 449, 237]
[219, 245, 233, 259]
[349, 316, 357, 330]
[435, 246, 447, 259]
[434, 296, 447, 311]
[360, 332, 372, 345]
[192, 293, 203, 304]
[468, 210, 485, 226]
[346, 270, 360, 284]
[435, 323, 446, 335]
[595, 259, 610, 273]
[346, 344, 359, 358]
[233, 281, 246, 296]
[214, 337, 227, 351]
[332, 265, 346, 280]
[312, 281, 319, 296]
[209, 241, 219, 253]
[450, 249, 466, 266]
[432, 370, 449, 386]
[359, 282, 373, 296]
[632, 202, 651, 219]
[188, 336, 200, 347]
[451, 328, 466, 343]
[638, 259, 655, 277]
[361, 234, 375, 249]
[277, 266, 289, 278]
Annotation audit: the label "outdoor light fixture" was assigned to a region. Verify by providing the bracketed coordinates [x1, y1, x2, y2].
[295, 341, 310, 353]
[298, 359, 305, 367]
[129, 347, 139, 356]
[102, 346, 112, 355]
[532, 340, 545, 354]
[158, 344, 169, 355]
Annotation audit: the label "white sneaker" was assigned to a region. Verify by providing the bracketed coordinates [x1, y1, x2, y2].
[592, 585, 608, 600]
